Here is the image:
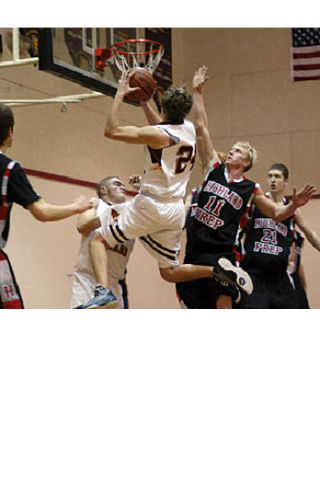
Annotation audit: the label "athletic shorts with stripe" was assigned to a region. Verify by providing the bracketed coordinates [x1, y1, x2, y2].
[0, 250, 24, 308]
[97, 193, 185, 268]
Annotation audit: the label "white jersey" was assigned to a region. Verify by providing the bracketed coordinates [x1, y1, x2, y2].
[140, 119, 196, 200]
[71, 199, 134, 308]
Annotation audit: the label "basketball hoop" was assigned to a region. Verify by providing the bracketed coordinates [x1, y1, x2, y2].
[94, 38, 164, 74]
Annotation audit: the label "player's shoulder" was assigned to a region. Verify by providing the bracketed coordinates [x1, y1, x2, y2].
[96, 198, 111, 214]
[206, 160, 223, 177]
[243, 175, 260, 191]
[0, 153, 21, 172]
[183, 119, 196, 134]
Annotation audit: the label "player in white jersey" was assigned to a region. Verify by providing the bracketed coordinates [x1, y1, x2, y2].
[72, 176, 135, 309]
[140, 120, 196, 200]
[79, 70, 265, 309]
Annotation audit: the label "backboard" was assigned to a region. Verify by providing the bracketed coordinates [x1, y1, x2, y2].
[38, 28, 172, 106]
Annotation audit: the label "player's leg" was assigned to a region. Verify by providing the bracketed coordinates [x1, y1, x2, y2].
[152, 223, 252, 295]
[75, 232, 118, 309]
[89, 232, 110, 287]
[160, 260, 253, 295]
[76, 195, 158, 309]
[160, 264, 214, 282]
[70, 271, 96, 308]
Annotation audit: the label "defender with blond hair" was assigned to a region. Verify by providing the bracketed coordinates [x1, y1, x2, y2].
[176, 66, 315, 309]
[77, 68, 314, 309]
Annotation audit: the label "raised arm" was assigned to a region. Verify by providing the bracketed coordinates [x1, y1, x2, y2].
[192, 66, 219, 174]
[192, 66, 210, 130]
[140, 100, 162, 125]
[104, 70, 171, 149]
[253, 185, 316, 222]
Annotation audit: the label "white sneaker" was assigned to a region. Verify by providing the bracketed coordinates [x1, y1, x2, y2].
[214, 258, 253, 295]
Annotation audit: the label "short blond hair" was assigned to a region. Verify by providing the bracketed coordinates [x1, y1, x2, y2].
[235, 141, 257, 172]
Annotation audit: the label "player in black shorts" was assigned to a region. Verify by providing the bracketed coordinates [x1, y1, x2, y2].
[239, 164, 296, 308]
[176, 67, 316, 309]
[177, 155, 259, 308]
[0, 104, 92, 308]
[239, 163, 320, 308]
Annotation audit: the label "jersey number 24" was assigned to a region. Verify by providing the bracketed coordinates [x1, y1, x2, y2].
[175, 146, 196, 174]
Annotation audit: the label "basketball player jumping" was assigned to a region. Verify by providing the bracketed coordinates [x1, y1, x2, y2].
[78, 70, 265, 309]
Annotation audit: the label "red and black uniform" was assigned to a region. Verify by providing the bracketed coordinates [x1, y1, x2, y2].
[0, 152, 40, 308]
[176, 161, 258, 308]
[239, 194, 297, 309]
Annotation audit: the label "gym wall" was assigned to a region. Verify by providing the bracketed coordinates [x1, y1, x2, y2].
[2, 27, 320, 308]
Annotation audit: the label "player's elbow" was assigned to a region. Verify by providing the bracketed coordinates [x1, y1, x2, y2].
[104, 127, 114, 139]
[77, 225, 86, 235]
[104, 129, 124, 142]
[195, 123, 206, 136]
[27, 201, 49, 222]
[30, 209, 48, 222]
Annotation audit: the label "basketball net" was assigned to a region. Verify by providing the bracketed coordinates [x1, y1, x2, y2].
[95, 39, 164, 75]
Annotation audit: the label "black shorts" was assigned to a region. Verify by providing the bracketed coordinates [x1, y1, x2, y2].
[238, 271, 297, 309]
[177, 251, 239, 309]
[176, 277, 239, 309]
[293, 279, 310, 309]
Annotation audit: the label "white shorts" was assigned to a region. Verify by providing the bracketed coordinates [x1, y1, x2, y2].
[98, 193, 185, 268]
[70, 271, 125, 309]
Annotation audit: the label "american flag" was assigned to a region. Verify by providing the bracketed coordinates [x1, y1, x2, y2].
[291, 28, 320, 81]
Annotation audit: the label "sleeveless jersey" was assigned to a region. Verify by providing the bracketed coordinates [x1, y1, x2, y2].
[242, 194, 295, 275]
[140, 119, 196, 200]
[74, 199, 135, 284]
[185, 161, 258, 262]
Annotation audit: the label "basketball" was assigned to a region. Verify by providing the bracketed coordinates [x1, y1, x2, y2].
[126, 67, 157, 102]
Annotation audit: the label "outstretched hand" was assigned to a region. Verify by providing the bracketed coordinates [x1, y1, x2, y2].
[193, 65, 209, 92]
[291, 184, 316, 209]
[73, 195, 95, 213]
[115, 70, 139, 100]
